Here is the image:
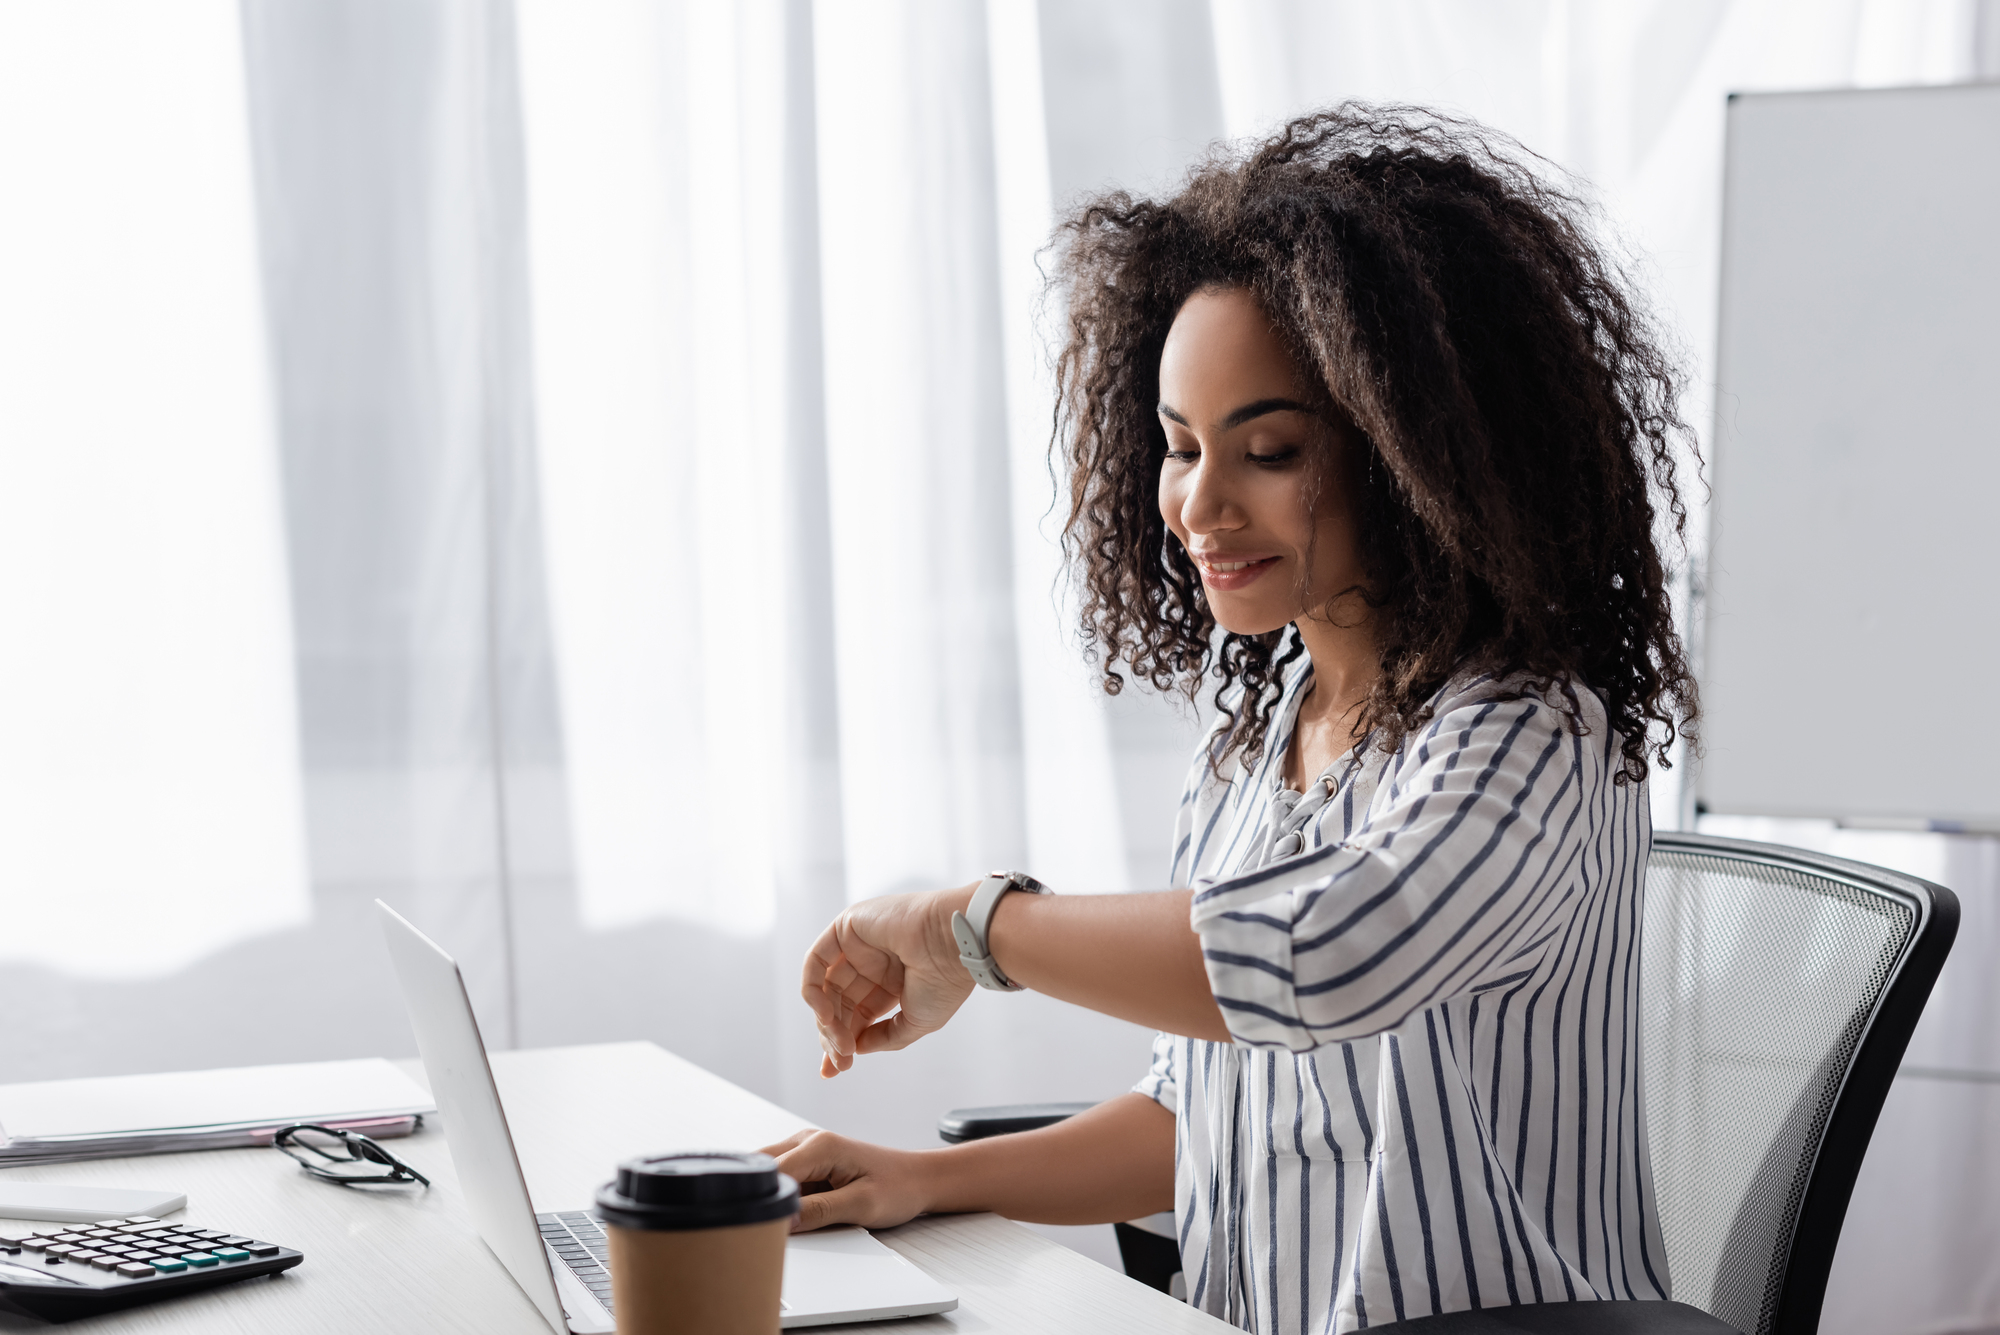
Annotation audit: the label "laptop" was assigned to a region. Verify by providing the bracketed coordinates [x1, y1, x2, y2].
[376, 902, 957, 1331]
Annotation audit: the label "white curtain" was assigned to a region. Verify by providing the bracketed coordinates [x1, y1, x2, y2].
[0, 3, 308, 983]
[3, 0, 1996, 1313]
[509, 0, 1175, 1242]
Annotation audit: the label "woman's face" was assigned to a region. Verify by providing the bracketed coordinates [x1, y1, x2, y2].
[1156, 286, 1367, 637]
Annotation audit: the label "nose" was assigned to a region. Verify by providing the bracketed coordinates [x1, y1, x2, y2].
[1176, 447, 1241, 537]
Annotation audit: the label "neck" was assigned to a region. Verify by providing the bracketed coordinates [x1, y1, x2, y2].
[1292, 598, 1378, 722]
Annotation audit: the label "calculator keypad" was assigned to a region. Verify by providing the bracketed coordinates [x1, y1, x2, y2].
[0, 1217, 295, 1288]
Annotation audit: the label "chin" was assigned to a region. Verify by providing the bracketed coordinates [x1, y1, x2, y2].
[1208, 603, 1296, 638]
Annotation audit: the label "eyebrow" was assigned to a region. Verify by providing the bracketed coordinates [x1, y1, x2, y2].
[1156, 397, 1315, 430]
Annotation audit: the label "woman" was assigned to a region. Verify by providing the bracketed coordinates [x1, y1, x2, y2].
[766, 105, 1698, 1334]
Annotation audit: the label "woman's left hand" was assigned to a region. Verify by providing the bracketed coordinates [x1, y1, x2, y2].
[759, 1128, 936, 1231]
[801, 884, 977, 1077]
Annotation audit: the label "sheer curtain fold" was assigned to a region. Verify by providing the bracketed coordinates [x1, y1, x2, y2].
[511, 0, 1157, 1141]
[240, 0, 552, 1046]
[811, 0, 1031, 903]
[520, 0, 792, 939]
[0, 0, 308, 990]
[987, 0, 1131, 896]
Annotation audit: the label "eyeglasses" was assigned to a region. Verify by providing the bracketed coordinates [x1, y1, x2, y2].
[273, 1123, 431, 1188]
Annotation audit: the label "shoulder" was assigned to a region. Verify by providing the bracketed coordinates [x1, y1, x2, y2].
[1390, 670, 1614, 776]
[1433, 669, 1608, 727]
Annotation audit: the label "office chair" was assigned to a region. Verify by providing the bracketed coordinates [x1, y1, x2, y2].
[939, 831, 1959, 1335]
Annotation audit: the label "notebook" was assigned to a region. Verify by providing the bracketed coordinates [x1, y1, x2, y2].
[0, 1059, 434, 1164]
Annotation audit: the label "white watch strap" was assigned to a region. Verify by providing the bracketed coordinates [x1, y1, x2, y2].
[950, 872, 1048, 991]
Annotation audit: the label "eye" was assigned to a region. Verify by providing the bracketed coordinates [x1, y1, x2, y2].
[1248, 446, 1300, 466]
[1164, 447, 1200, 463]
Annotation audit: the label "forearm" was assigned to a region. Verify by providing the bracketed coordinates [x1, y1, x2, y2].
[982, 888, 1230, 1042]
[926, 1092, 1176, 1225]
[800, 880, 1228, 1075]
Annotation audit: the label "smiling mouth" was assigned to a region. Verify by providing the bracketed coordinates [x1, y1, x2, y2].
[1194, 554, 1281, 588]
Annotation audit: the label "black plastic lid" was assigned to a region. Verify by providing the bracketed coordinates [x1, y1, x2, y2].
[594, 1151, 801, 1231]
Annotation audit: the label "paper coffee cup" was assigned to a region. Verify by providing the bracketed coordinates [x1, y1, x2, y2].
[594, 1150, 801, 1335]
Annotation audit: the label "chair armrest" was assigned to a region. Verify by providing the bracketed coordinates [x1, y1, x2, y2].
[936, 1102, 1097, 1143]
[1368, 1301, 1742, 1334]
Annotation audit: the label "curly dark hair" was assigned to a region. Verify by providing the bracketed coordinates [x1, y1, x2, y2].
[1054, 104, 1698, 783]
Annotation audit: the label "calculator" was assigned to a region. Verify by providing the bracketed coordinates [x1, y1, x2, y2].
[0, 1215, 302, 1321]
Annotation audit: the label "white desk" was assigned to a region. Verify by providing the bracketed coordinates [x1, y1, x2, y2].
[0, 1043, 1229, 1333]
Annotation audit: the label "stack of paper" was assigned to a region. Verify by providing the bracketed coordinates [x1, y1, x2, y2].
[0, 1059, 435, 1165]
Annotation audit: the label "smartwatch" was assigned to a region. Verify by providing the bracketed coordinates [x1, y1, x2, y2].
[951, 871, 1049, 991]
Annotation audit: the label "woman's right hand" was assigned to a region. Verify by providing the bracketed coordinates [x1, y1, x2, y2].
[800, 885, 978, 1077]
[760, 1128, 938, 1233]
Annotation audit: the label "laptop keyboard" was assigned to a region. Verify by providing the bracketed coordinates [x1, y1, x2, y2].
[536, 1210, 789, 1315]
[537, 1212, 614, 1312]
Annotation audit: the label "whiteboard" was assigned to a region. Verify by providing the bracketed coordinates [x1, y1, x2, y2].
[1701, 83, 2000, 828]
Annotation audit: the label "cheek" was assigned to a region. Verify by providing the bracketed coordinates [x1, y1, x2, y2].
[1251, 472, 1317, 548]
[1157, 473, 1185, 536]
[1310, 503, 1366, 581]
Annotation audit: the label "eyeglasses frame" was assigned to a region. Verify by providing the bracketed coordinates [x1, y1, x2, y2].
[273, 1122, 431, 1189]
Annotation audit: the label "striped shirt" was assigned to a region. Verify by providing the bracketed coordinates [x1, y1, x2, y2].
[1135, 662, 1670, 1333]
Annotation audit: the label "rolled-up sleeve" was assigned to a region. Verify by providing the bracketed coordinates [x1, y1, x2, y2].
[1133, 1031, 1180, 1113]
[1191, 692, 1601, 1051]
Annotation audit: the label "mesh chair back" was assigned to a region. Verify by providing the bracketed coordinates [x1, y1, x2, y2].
[1640, 833, 1956, 1335]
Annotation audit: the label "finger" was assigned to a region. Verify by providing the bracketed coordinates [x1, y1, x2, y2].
[757, 1128, 816, 1158]
[800, 923, 849, 1024]
[768, 1130, 845, 1184]
[806, 959, 901, 1063]
[793, 1182, 870, 1233]
[856, 1008, 936, 1055]
[813, 1031, 845, 1077]
[802, 923, 894, 1034]
[820, 959, 901, 1032]
[816, 984, 898, 1061]
[813, 1024, 856, 1075]
[817, 921, 903, 1001]
[824, 942, 904, 1000]
[815, 1014, 865, 1070]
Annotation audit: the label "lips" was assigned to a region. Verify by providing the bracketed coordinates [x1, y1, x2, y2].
[1193, 553, 1280, 590]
